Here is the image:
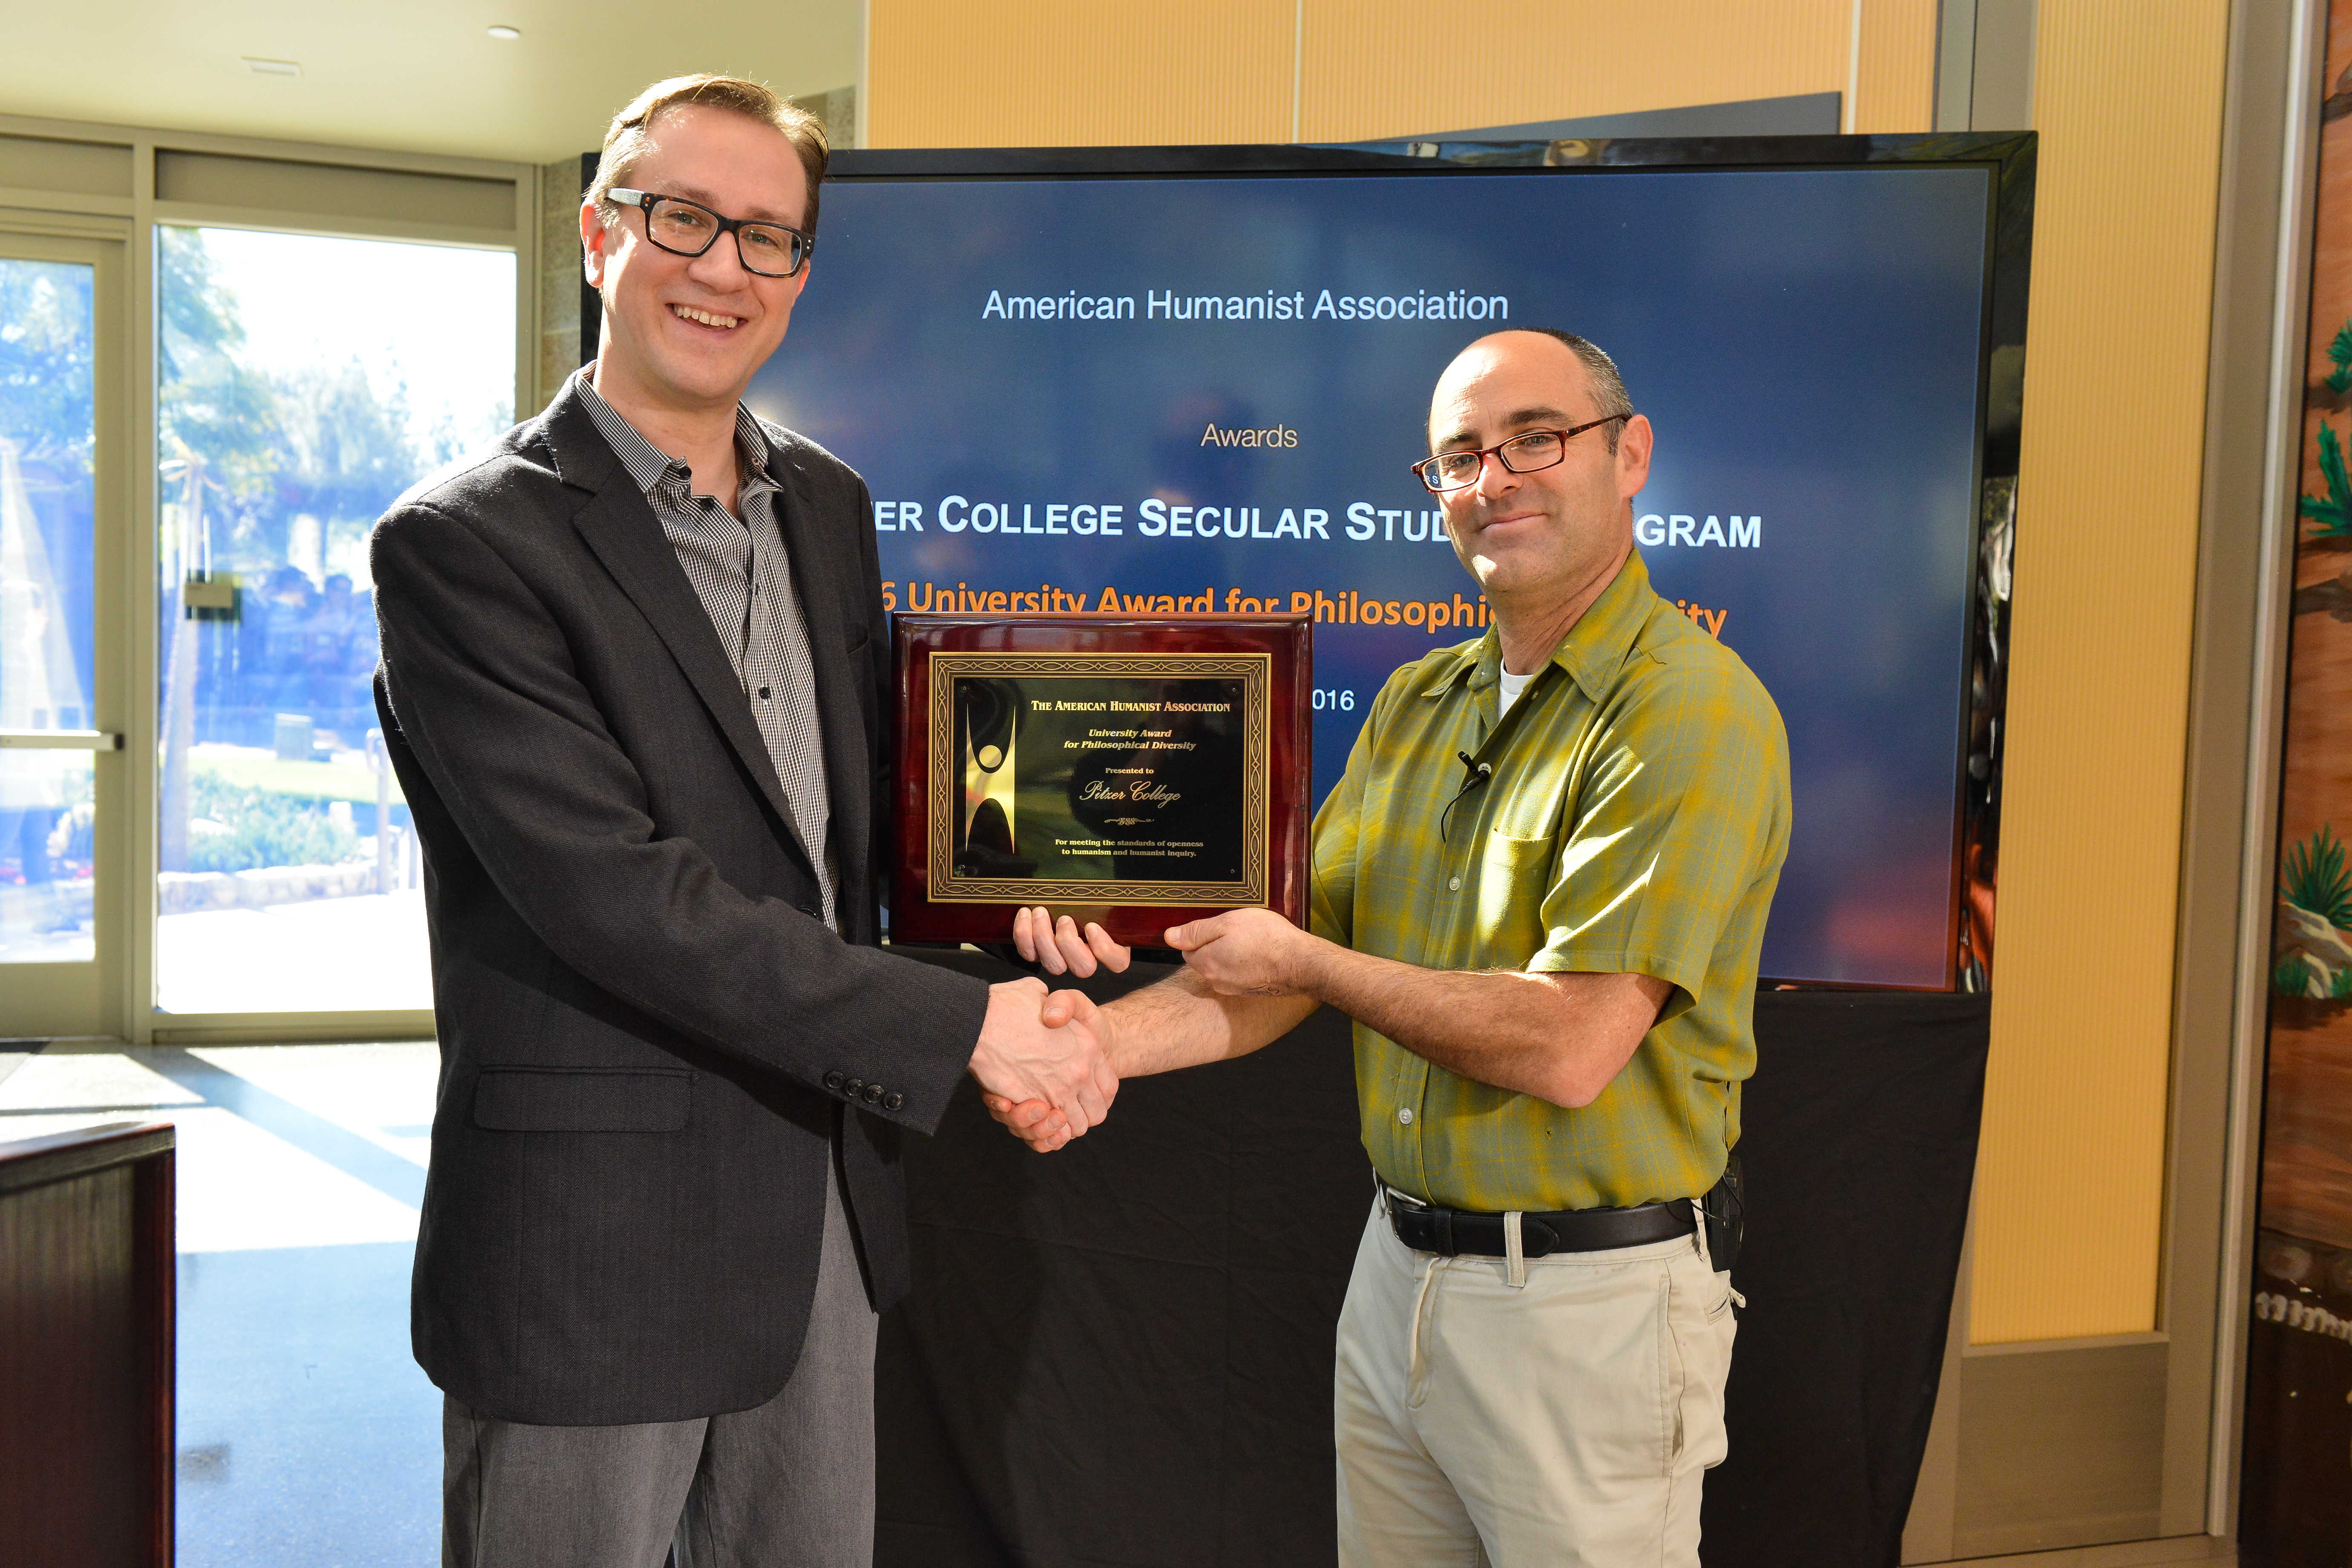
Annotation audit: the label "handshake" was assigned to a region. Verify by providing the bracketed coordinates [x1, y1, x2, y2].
[963, 908, 1133, 1156]
[964, 903, 1329, 1154]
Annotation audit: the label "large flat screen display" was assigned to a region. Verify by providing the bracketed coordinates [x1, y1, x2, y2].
[750, 144, 2019, 987]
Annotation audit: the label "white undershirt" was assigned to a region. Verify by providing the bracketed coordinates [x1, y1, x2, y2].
[1497, 666, 1535, 719]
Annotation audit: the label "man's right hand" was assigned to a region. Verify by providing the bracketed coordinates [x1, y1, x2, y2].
[980, 985, 1106, 1154]
[969, 977, 1117, 1141]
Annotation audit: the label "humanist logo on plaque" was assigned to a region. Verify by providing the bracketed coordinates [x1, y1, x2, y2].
[891, 615, 1312, 947]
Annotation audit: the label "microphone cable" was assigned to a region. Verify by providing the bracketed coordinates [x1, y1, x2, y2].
[1440, 749, 1492, 844]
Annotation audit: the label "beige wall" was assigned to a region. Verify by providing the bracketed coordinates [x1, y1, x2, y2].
[868, 0, 1942, 147]
[869, 0, 1293, 147]
[1971, 0, 2232, 1344]
[1304, 2, 1829, 141]
[866, 0, 2237, 1346]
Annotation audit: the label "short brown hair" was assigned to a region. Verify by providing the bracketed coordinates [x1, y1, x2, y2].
[1524, 330, 1633, 452]
[585, 74, 830, 235]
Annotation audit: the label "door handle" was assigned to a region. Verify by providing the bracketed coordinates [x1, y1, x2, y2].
[0, 730, 124, 750]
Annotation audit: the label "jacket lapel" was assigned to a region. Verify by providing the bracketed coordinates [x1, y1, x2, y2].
[543, 388, 810, 865]
[761, 433, 873, 914]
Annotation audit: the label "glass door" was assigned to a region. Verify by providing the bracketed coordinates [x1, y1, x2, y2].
[1, 234, 121, 1037]
[151, 225, 514, 1018]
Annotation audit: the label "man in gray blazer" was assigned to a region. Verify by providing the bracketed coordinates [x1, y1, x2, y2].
[370, 74, 1114, 1568]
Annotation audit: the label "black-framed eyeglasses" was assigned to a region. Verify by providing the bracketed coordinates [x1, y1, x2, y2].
[608, 187, 814, 278]
[1409, 414, 1630, 493]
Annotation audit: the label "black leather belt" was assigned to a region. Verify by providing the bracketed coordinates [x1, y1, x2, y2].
[1386, 1189, 1696, 1258]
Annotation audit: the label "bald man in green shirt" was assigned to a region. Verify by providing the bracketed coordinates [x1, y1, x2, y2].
[998, 329, 1791, 1567]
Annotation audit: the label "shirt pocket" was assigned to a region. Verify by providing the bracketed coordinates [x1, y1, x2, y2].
[1474, 832, 1556, 965]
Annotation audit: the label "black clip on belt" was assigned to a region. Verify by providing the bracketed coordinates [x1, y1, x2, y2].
[1387, 1189, 1696, 1259]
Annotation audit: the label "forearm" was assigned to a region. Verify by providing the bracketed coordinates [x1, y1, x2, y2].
[414, 760, 987, 1121]
[1099, 970, 1319, 1078]
[1303, 943, 1661, 1108]
[373, 505, 984, 1124]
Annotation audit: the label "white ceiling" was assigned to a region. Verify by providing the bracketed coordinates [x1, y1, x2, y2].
[1, 0, 862, 166]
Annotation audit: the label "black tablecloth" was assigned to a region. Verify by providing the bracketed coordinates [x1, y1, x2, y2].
[876, 952, 1988, 1568]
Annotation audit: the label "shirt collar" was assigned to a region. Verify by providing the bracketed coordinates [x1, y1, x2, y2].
[573, 365, 779, 504]
[1446, 549, 1659, 707]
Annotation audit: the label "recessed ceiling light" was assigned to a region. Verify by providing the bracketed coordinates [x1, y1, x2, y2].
[243, 57, 302, 75]
[487, 24, 521, 39]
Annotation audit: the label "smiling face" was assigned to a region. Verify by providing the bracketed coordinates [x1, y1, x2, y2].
[1429, 331, 1653, 607]
[579, 103, 812, 414]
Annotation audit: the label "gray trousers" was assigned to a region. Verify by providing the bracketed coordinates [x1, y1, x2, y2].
[442, 1158, 879, 1568]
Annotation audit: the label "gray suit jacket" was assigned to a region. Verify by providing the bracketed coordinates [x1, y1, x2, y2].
[371, 378, 986, 1425]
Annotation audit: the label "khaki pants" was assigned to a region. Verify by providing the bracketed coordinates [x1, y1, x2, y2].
[1334, 1193, 1738, 1568]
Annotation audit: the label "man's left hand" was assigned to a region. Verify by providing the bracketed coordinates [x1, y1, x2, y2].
[1164, 908, 1323, 996]
[1012, 906, 1130, 977]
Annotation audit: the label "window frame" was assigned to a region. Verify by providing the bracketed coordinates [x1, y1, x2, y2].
[0, 110, 541, 1044]
[0, 229, 125, 1033]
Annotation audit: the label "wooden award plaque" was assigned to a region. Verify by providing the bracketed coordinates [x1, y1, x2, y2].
[889, 614, 1312, 948]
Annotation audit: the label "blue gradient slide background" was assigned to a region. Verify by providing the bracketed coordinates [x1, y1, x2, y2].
[750, 167, 1990, 986]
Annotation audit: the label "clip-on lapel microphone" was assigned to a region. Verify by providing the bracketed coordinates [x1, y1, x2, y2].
[1441, 749, 1493, 843]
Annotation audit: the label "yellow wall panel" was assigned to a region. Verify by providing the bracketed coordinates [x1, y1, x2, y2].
[1968, 0, 2230, 1344]
[868, 0, 1940, 150]
[1297, 0, 1849, 143]
[865, 0, 1292, 148]
[1855, 0, 1940, 133]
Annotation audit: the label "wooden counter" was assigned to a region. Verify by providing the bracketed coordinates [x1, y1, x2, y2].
[0, 1120, 176, 1565]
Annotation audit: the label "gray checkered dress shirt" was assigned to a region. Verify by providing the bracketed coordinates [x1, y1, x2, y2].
[577, 372, 837, 929]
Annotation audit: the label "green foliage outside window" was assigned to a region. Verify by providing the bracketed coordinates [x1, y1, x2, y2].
[158, 227, 277, 502]
[184, 771, 360, 876]
[0, 261, 94, 474]
[158, 228, 476, 575]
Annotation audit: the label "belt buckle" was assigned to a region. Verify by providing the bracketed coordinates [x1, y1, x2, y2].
[1384, 1187, 1459, 1258]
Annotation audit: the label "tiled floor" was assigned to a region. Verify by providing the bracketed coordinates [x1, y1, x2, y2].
[0, 1040, 442, 1566]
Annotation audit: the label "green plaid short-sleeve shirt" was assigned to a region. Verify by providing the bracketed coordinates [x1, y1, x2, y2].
[1309, 550, 1791, 1211]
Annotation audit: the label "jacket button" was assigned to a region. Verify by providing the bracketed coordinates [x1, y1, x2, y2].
[863, 1084, 884, 1105]
[845, 1078, 864, 1098]
[885, 1092, 903, 1111]
[823, 1072, 845, 1091]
